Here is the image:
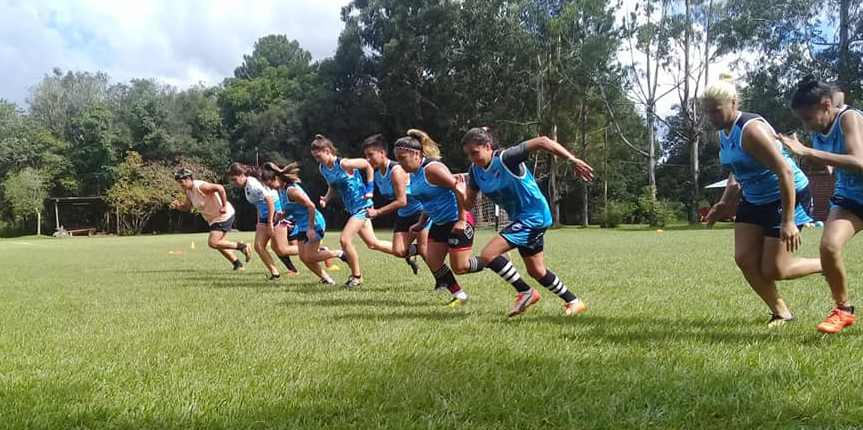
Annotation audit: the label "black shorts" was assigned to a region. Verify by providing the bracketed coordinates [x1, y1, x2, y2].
[735, 186, 813, 238]
[209, 213, 236, 232]
[289, 229, 325, 243]
[393, 212, 429, 233]
[428, 215, 475, 250]
[500, 222, 547, 256]
[831, 196, 863, 221]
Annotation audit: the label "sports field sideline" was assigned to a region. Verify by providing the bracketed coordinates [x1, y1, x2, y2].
[2, 226, 862, 429]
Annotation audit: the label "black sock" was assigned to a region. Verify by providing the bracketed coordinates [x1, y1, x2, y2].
[840, 305, 855, 313]
[467, 255, 484, 273]
[537, 269, 577, 303]
[433, 264, 459, 292]
[232, 259, 243, 269]
[236, 242, 247, 251]
[408, 244, 418, 257]
[486, 256, 531, 293]
[279, 255, 297, 272]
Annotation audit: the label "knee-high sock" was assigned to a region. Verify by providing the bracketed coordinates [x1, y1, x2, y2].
[486, 256, 531, 293]
[537, 269, 577, 302]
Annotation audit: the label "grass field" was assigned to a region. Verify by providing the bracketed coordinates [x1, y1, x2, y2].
[2, 225, 863, 429]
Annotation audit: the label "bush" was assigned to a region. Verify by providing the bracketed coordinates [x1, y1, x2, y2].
[595, 200, 635, 228]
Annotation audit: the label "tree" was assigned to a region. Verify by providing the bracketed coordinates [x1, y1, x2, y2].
[2, 168, 48, 235]
[28, 69, 110, 142]
[106, 151, 178, 234]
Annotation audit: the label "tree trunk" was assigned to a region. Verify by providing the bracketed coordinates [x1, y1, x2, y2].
[647, 102, 657, 226]
[838, 0, 851, 103]
[36, 211, 41, 236]
[580, 101, 589, 227]
[549, 124, 560, 227]
[684, 0, 700, 224]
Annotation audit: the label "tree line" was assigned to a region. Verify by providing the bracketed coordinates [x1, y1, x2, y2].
[0, 0, 860, 236]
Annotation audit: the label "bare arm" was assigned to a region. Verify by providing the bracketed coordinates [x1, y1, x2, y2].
[264, 196, 276, 229]
[199, 182, 229, 213]
[289, 188, 317, 232]
[744, 122, 800, 251]
[777, 113, 863, 173]
[341, 158, 375, 198]
[426, 163, 470, 229]
[523, 136, 594, 181]
[369, 166, 408, 217]
[320, 185, 333, 208]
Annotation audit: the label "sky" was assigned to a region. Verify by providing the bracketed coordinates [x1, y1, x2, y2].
[0, 0, 751, 118]
[0, 0, 349, 106]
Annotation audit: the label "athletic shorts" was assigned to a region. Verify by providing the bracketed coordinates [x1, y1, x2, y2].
[349, 206, 370, 221]
[289, 229, 325, 243]
[209, 213, 236, 232]
[258, 212, 287, 227]
[393, 212, 432, 233]
[428, 213, 475, 250]
[500, 221, 548, 256]
[830, 195, 863, 221]
[735, 186, 813, 238]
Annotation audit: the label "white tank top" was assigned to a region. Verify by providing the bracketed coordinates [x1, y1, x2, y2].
[187, 180, 234, 224]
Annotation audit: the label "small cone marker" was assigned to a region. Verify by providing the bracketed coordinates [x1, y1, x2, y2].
[191, 241, 196, 250]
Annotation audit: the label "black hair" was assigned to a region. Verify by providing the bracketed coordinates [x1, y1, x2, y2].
[791, 74, 835, 109]
[461, 126, 499, 149]
[362, 134, 388, 152]
[227, 162, 261, 179]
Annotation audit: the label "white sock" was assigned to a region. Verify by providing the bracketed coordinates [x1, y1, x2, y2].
[454, 291, 468, 300]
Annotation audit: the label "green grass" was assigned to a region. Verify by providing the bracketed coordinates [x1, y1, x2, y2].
[1, 227, 862, 429]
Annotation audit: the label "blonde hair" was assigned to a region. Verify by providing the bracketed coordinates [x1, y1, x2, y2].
[406, 129, 441, 158]
[261, 161, 301, 184]
[702, 73, 738, 103]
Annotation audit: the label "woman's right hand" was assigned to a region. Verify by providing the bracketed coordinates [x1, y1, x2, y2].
[169, 200, 180, 210]
[704, 202, 728, 229]
[319, 196, 327, 208]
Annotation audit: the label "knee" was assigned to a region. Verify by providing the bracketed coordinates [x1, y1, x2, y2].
[820, 239, 843, 260]
[734, 252, 759, 275]
[254, 242, 266, 253]
[340, 237, 352, 248]
[451, 263, 469, 275]
[760, 262, 783, 281]
[207, 239, 219, 249]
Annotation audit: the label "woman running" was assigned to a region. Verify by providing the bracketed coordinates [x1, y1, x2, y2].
[169, 168, 252, 270]
[362, 134, 429, 275]
[776, 76, 863, 333]
[701, 73, 821, 327]
[227, 162, 298, 280]
[311, 134, 392, 288]
[261, 162, 347, 286]
[460, 127, 593, 317]
[394, 129, 484, 306]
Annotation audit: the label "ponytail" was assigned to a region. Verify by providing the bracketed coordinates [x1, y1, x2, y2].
[311, 134, 338, 156]
[262, 161, 301, 185]
[406, 129, 441, 158]
[227, 162, 260, 179]
[791, 74, 835, 109]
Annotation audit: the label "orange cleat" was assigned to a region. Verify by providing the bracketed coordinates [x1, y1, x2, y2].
[507, 288, 540, 318]
[563, 299, 586, 316]
[817, 307, 855, 334]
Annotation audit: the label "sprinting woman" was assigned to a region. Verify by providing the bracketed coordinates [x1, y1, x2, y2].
[460, 127, 593, 317]
[261, 162, 347, 286]
[394, 129, 484, 306]
[701, 73, 821, 327]
[227, 162, 298, 280]
[776, 76, 863, 333]
[170, 168, 252, 270]
[311, 134, 392, 288]
[362, 134, 428, 275]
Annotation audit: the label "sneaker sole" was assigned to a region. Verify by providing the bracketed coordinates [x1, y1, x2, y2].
[507, 294, 540, 318]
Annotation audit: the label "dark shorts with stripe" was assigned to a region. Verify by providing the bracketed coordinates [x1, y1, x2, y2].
[428, 213, 475, 250]
[209, 214, 236, 232]
[735, 186, 813, 238]
[393, 212, 431, 233]
[500, 221, 547, 256]
[831, 195, 863, 221]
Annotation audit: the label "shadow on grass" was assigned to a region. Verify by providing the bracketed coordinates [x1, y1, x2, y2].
[4, 349, 855, 429]
[284, 297, 433, 308]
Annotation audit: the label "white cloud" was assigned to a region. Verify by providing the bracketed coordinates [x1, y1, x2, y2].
[0, 0, 349, 107]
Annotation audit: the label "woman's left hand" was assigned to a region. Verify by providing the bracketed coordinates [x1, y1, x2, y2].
[570, 158, 595, 182]
[781, 221, 801, 253]
[451, 219, 467, 235]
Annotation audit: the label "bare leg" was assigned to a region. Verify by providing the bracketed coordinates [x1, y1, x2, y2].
[341, 216, 366, 277]
[734, 223, 791, 318]
[208, 230, 238, 263]
[254, 224, 279, 276]
[358, 219, 394, 255]
[820, 208, 863, 308]
[761, 237, 822, 281]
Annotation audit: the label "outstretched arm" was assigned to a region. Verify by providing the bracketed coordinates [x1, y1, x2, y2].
[341, 158, 375, 199]
[777, 113, 863, 173]
[521, 136, 594, 181]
